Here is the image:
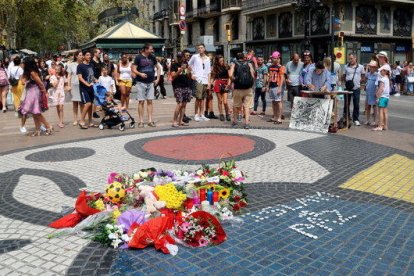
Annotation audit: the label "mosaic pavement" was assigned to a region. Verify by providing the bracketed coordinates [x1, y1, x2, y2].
[0, 127, 413, 275]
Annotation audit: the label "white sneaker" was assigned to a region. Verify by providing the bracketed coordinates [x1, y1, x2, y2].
[200, 115, 210, 121]
[194, 115, 201, 122]
[394, 93, 401, 97]
[354, 120, 361, 126]
[40, 125, 47, 132]
[20, 126, 27, 133]
[15, 112, 19, 117]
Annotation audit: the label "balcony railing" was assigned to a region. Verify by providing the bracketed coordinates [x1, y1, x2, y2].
[222, 0, 242, 10]
[243, 0, 294, 11]
[198, 3, 221, 15]
[153, 9, 168, 21]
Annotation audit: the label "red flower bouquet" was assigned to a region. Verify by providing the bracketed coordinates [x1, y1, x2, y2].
[175, 211, 226, 247]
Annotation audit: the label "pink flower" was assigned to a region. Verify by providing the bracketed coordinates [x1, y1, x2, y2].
[180, 222, 190, 233]
[107, 172, 118, 184]
[198, 237, 209, 247]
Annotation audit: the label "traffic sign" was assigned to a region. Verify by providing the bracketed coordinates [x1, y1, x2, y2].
[179, 5, 186, 16]
[179, 20, 187, 31]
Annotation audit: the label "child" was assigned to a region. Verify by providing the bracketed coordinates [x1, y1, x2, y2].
[266, 51, 285, 124]
[372, 65, 391, 131]
[98, 66, 116, 95]
[49, 64, 67, 128]
[365, 60, 378, 126]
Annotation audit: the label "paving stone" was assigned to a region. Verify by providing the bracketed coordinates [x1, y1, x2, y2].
[0, 128, 414, 274]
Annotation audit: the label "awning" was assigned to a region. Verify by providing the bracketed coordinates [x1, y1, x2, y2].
[96, 43, 164, 49]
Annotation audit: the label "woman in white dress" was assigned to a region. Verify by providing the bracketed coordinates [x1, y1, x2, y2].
[67, 51, 83, 125]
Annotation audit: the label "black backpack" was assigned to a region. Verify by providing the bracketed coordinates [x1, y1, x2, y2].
[234, 61, 254, 89]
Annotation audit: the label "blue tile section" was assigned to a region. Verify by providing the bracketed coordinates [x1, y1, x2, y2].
[110, 198, 414, 275]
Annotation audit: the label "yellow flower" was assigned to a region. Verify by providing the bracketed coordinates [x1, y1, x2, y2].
[154, 183, 187, 209]
[219, 188, 231, 199]
[94, 199, 105, 211]
[112, 209, 121, 220]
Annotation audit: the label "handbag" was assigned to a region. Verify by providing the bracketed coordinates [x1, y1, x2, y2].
[407, 76, 414, 83]
[345, 64, 358, 91]
[0, 68, 9, 86]
[40, 92, 49, 112]
[8, 68, 19, 87]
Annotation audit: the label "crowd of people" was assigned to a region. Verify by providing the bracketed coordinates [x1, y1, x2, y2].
[0, 42, 410, 136]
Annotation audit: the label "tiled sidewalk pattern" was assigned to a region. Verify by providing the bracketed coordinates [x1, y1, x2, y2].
[341, 154, 414, 203]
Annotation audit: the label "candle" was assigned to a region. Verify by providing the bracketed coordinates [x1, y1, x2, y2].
[207, 189, 213, 205]
[213, 191, 219, 203]
[199, 189, 206, 201]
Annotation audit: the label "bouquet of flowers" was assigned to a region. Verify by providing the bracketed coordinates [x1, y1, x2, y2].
[175, 211, 226, 247]
[49, 160, 247, 254]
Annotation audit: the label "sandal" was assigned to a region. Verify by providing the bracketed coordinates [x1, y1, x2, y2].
[172, 124, 180, 128]
[179, 123, 189, 126]
[138, 122, 144, 128]
[147, 122, 156, 127]
[274, 121, 283, 124]
[72, 121, 78, 126]
[58, 123, 65, 128]
[89, 123, 98, 128]
[267, 119, 277, 122]
[30, 131, 41, 137]
[372, 126, 383, 131]
[78, 123, 88, 129]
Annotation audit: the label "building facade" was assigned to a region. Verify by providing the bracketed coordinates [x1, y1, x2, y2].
[153, 0, 414, 64]
[153, 0, 246, 59]
[244, 0, 414, 64]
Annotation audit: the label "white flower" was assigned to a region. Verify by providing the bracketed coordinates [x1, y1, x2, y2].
[108, 233, 116, 240]
[121, 234, 130, 242]
[231, 169, 243, 179]
[105, 224, 114, 230]
[196, 170, 203, 176]
[111, 239, 121, 248]
[139, 171, 148, 178]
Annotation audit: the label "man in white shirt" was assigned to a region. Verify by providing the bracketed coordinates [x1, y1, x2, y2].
[188, 44, 211, 122]
[285, 53, 304, 108]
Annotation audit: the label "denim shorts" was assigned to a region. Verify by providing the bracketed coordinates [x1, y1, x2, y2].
[269, 87, 283, 102]
[136, 82, 155, 101]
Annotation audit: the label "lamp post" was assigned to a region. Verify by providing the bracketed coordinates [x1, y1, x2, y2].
[294, 0, 323, 52]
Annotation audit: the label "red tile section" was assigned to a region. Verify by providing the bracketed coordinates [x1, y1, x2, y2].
[143, 134, 255, 161]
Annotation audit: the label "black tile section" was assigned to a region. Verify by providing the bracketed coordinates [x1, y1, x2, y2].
[0, 168, 86, 226]
[25, 147, 95, 162]
[0, 239, 31, 255]
[66, 241, 115, 276]
[124, 133, 276, 165]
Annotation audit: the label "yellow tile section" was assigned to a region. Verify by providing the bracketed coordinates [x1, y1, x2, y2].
[340, 154, 414, 203]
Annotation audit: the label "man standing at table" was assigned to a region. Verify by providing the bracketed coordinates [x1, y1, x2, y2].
[342, 53, 365, 126]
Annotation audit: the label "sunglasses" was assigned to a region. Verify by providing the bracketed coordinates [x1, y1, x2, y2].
[303, 52, 310, 56]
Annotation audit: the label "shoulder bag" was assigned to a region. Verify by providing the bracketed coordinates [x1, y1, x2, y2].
[345, 64, 358, 91]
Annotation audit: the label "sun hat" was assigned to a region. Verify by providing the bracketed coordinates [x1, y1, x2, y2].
[379, 64, 391, 72]
[376, 51, 388, 60]
[271, 51, 281, 59]
[368, 60, 378, 67]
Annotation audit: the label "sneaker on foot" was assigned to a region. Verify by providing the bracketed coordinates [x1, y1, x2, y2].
[40, 125, 47, 132]
[200, 115, 210, 121]
[226, 114, 231, 121]
[194, 115, 201, 122]
[394, 93, 401, 97]
[354, 120, 361, 126]
[244, 124, 250, 129]
[209, 112, 219, 119]
[219, 114, 225, 121]
[20, 126, 27, 134]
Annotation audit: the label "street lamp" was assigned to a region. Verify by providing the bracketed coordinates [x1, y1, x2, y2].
[293, 0, 323, 51]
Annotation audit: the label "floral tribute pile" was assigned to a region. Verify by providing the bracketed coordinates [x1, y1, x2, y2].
[49, 161, 247, 255]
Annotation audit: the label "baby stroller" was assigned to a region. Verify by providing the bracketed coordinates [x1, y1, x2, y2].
[93, 84, 135, 131]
